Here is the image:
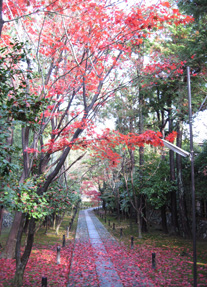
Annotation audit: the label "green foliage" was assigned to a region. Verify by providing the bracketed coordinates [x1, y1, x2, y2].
[178, 0, 207, 20]
[47, 182, 81, 213]
[119, 189, 131, 213]
[1, 176, 48, 219]
[0, 166, 81, 219]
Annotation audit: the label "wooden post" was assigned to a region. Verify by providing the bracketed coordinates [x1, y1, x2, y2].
[42, 277, 47, 287]
[131, 236, 134, 249]
[152, 253, 156, 269]
[57, 246, 61, 264]
[62, 235, 65, 247]
[66, 227, 69, 238]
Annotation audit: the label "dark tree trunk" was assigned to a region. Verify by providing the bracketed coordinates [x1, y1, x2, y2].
[116, 188, 120, 223]
[141, 195, 148, 233]
[129, 206, 133, 232]
[14, 217, 36, 286]
[161, 205, 168, 234]
[176, 122, 191, 238]
[138, 91, 144, 237]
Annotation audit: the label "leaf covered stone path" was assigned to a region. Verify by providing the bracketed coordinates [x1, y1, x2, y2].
[67, 208, 153, 287]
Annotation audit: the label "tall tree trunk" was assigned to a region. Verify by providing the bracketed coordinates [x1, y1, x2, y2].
[13, 217, 36, 286]
[129, 204, 133, 232]
[161, 205, 168, 234]
[56, 213, 65, 235]
[116, 188, 120, 223]
[138, 91, 145, 236]
[53, 213, 56, 230]
[135, 196, 142, 238]
[141, 195, 148, 232]
[176, 122, 191, 238]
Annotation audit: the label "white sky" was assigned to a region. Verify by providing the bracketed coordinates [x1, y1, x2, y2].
[192, 110, 207, 143]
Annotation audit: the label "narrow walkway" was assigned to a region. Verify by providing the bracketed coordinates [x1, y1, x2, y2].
[67, 208, 153, 287]
[85, 209, 123, 287]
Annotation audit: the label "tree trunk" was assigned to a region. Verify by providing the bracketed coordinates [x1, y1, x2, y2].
[176, 122, 191, 238]
[161, 205, 168, 234]
[137, 205, 142, 239]
[53, 213, 56, 230]
[129, 204, 133, 232]
[141, 195, 148, 233]
[1, 211, 22, 259]
[13, 217, 36, 286]
[138, 90, 146, 234]
[56, 213, 65, 235]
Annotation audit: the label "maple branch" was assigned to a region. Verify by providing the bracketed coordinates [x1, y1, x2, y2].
[42, 122, 87, 193]
[52, 152, 87, 183]
[83, 75, 87, 111]
[86, 52, 123, 114]
[56, 90, 76, 131]
[62, 16, 80, 67]
[49, 50, 96, 90]
[36, 14, 47, 89]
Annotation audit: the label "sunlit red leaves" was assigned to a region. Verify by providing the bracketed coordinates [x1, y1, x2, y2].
[165, 131, 177, 143]
[143, 60, 186, 81]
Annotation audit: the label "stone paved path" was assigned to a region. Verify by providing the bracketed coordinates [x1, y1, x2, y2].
[67, 208, 153, 287]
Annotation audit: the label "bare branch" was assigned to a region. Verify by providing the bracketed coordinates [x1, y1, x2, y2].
[52, 152, 87, 183]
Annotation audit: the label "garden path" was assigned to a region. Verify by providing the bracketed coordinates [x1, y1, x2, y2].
[67, 208, 153, 287]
